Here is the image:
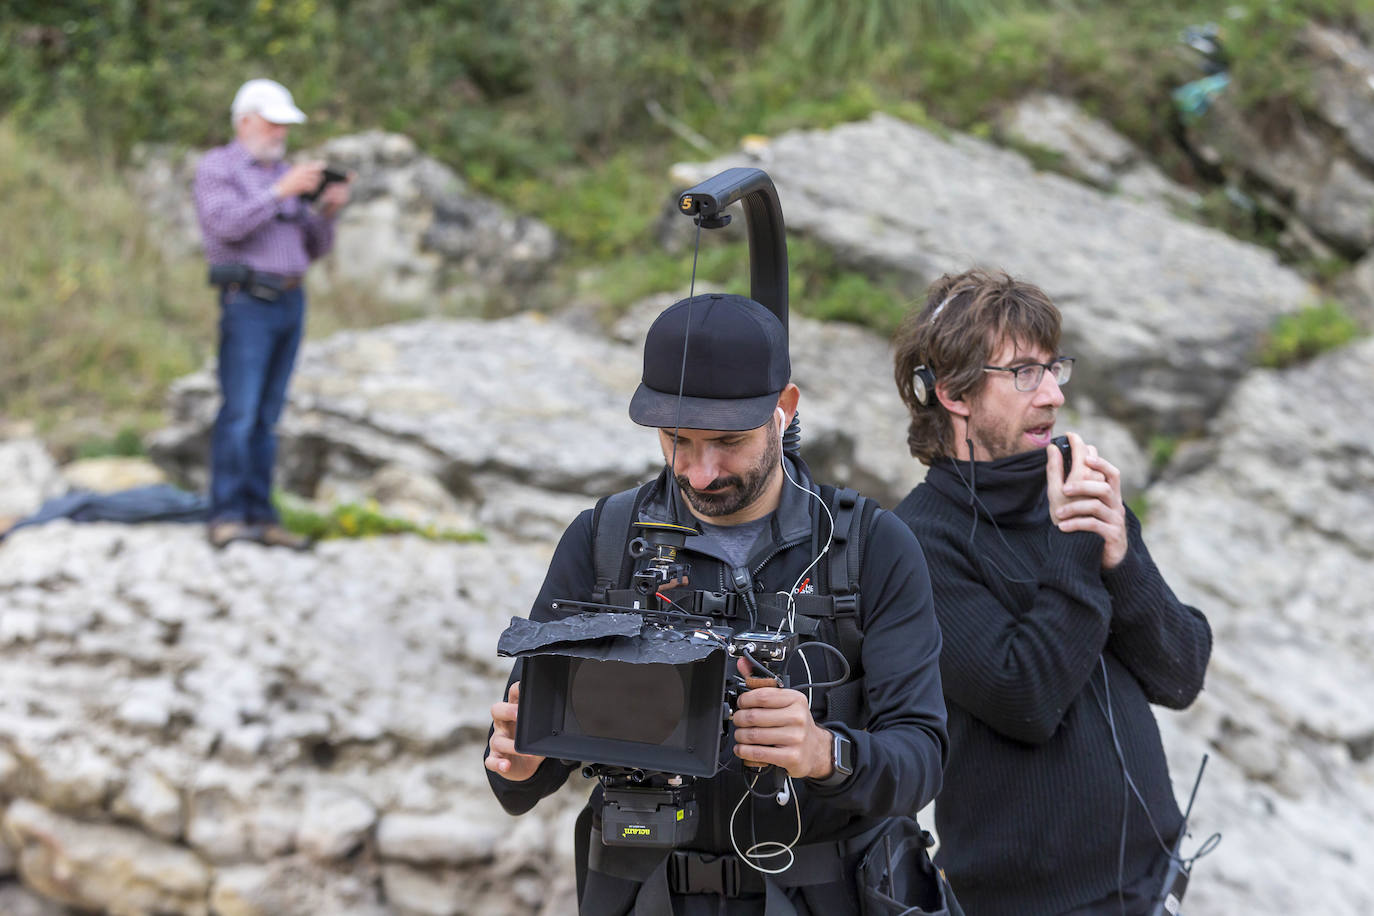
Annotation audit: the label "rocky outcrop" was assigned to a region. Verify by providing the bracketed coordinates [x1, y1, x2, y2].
[129, 131, 557, 309]
[0, 439, 63, 527]
[1146, 336, 1374, 915]
[147, 305, 961, 530]
[311, 132, 557, 308]
[1179, 24, 1374, 295]
[146, 304, 1147, 533]
[0, 519, 583, 916]
[671, 113, 1313, 439]
[996, 92, 1201, 211]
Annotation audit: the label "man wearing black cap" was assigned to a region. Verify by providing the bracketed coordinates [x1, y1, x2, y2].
[485, 293, 951, 915]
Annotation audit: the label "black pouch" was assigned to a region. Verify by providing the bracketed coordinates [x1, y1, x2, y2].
[856, 817, 962, 916]
[208, 264, 252, 287]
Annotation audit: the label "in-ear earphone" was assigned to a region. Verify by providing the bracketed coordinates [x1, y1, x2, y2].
[912, 365, 937, 407]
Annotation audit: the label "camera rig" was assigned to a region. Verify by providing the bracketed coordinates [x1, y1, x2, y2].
[497, 167, 808, 849]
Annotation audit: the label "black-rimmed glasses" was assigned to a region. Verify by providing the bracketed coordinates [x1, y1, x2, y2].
[982, 357, 1074, 392]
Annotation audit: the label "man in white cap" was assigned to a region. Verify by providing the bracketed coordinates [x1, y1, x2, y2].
[193, 79, 351, 549]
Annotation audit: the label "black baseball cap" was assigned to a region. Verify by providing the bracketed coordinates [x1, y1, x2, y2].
[629, 293, 790, 431]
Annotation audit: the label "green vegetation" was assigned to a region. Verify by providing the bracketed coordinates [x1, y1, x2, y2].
[1146, 434, 1179, 473]
[3, 0, 1372, 437]
[73, 426, 147, 460]
[1259, 300, 1364, 368]
[0, 119, 207, 444]
[274, 494, 486, 543]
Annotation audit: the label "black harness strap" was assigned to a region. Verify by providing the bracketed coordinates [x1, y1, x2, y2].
[591, 486, 643, 605]
[585, 820, 889, 913]
[814, 485, 876, 728]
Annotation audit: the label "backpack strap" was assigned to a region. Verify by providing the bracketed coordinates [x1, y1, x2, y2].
[817, 485, 872, 670]
[590, 485, 647, 604]
[814, 485, 878, 728]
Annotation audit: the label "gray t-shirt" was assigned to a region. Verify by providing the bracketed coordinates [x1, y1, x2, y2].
[697, 514, 772, 570]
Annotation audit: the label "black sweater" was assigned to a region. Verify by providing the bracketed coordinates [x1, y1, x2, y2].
[893, 452, 1211, 916]
[488, 460, 949, 909]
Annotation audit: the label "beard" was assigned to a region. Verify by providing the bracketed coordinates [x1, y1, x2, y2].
[243, 135, 286, 162]
[674, 425, 782, 519]
[968, 409, 1056, 461]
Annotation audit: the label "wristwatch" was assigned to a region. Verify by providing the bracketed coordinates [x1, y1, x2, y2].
[812, 729, 854, 788]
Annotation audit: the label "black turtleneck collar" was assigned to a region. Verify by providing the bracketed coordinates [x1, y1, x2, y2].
[924, 448, 1050, 529]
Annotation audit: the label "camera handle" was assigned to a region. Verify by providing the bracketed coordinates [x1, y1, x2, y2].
[676, 167, 802, 458]
[675, 167, 788, 330]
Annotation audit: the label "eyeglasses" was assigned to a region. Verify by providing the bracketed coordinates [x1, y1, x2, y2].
[982, 357, 1074, 392]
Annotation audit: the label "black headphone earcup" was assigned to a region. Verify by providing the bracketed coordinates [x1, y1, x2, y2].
[912, 365, 937, 407]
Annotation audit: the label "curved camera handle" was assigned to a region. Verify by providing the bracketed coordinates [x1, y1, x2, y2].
[676, 167, 802, 454]
[676, 167, 789, 332]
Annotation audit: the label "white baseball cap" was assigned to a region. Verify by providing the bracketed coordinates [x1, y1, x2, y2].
[231, 78, 307, 125]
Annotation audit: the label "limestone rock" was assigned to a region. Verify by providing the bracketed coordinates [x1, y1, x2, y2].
[1302, 23, 1374, 168]
[673, 114, 1313, 438]
[297, 785, 377, 862]
[0, 882, 75, 915]
[149, 306, 935, 523]
[112, 766, 185, 840]
[210, 857, 387, 916]
[1146, 337, 1374, 915]
[382, 863, 463, 916]
[1180, 26, 1374, 259]
[1, 799, 211, 916]
[0, 439, 64, 523]
[997, 93, 1200, 211]
[60, 457, 167, 493]
[376, 810, 502, 866]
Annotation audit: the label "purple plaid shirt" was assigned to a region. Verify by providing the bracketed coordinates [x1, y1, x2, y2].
[193, 141, 335, 276]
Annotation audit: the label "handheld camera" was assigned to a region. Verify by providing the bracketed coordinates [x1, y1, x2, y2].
[303, 166, 349, 202]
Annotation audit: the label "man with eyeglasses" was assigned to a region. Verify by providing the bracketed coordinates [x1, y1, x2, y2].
[194, 78, 352, 550]
[887, 269, 1212, 915]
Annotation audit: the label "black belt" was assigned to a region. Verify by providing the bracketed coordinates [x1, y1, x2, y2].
[228, 271, 302, 291]
[263, 272, 303, 290]
[221, 272, 304, 302]
[587, 824, 867, 896]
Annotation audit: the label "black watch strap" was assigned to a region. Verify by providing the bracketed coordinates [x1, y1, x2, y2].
[812, 729, 854, 788]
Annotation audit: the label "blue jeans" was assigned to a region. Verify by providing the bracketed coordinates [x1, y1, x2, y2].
[209, 287, 305, 524]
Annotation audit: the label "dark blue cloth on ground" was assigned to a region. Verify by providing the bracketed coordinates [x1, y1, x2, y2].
[3, 485, 210, 539]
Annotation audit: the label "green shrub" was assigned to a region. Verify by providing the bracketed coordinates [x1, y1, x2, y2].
[73, 427, 146, 460]
[275, 495, 486, 543]
[1259, 300, 1363, 368]
[1146, 434, 1179, 473]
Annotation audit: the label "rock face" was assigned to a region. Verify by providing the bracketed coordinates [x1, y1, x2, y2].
[311, 132, 557, 308]
[1180, 24, 1374, 290]
[1146, 337, 1374, 915]
[129, 131, 557, 309]
[996, 92, 1201, 211]
[148, 306, 943, 529]
[672, 113, 1313, 439]
[0, 440, 63, 526]
[0, 520, 583, 916]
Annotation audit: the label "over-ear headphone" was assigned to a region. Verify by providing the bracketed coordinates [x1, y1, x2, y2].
[912, 365, 937, 407]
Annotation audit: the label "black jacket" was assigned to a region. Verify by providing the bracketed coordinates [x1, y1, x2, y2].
[488, 458, 949, 913]
[893, 452, 1211, 916]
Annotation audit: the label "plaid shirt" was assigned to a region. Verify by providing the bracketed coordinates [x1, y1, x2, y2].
[193, 140, 335, 276]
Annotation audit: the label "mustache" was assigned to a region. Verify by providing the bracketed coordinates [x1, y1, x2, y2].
[675, 474, 741, 494]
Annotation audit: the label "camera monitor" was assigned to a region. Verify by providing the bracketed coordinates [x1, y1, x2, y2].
[501, 612, 730, 777]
